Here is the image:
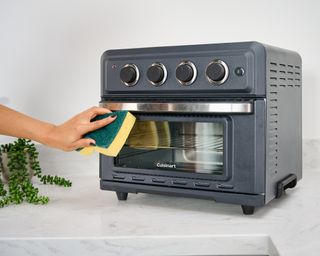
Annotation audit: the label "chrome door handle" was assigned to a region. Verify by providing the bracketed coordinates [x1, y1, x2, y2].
[100, 102, 253, 114]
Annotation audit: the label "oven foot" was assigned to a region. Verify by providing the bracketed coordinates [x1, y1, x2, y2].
[116, 192, 128, 201]
[276, 174, 297, 199]
[241, 205, 255, 215]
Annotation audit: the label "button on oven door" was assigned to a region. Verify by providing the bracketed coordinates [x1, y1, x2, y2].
[172, 180, 187, 185]
[152, 178, 166, 184]
[194, 182, 211, 187]
[216, 183, 234, 189]
[132, 176, 145, 181]
[112, 174, 125, 180]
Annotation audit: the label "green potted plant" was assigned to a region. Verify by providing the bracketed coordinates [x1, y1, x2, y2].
[0, 138, 71, 207]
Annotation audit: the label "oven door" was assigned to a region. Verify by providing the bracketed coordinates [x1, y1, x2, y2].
[116, 114, 230, 180]
[100, 101, 265, 194]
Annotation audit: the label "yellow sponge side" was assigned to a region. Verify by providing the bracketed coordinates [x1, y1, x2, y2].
[95, 112, 136, 157]
[79, 146, 95, 156]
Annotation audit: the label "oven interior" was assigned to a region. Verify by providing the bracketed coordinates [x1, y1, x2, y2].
[114, 118, 225, 176]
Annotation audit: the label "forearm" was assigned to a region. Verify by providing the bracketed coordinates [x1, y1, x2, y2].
[0, 104, 55, 144]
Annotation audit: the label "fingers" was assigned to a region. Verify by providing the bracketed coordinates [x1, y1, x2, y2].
[82, 115, 116, 134]
[87, 106, 112, 119]
[70, 138, 95, 151]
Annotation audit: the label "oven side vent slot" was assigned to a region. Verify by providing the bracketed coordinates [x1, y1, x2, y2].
[268, 62, 280, 176]
[267, 60, 302, 177]
[269, 62, 302, 88]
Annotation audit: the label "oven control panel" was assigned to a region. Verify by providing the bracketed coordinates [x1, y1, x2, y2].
[101, 42, 266, 96]
[119, 59, 230, 87]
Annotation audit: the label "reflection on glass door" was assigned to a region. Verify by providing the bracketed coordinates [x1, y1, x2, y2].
[115, 120, 224, 175]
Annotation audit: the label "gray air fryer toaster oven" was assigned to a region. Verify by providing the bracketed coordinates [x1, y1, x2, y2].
[99, 41, 302, 215]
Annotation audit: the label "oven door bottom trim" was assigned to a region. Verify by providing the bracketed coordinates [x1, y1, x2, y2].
[100, 180, 265, 207]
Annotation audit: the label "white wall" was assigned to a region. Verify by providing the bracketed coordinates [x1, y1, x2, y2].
[0, 0, 319, 144]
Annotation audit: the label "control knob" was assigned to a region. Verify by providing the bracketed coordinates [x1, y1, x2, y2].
[120, 64, 139, 86]
[147, 63, 167, 86]
[205, 60, 229, 85]
[176, 61, 197, 86]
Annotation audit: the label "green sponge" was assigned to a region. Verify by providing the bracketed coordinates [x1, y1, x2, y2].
[79, 111, 136, 157]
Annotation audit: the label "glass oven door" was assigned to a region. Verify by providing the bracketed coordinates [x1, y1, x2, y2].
[115, 118, 226, 176]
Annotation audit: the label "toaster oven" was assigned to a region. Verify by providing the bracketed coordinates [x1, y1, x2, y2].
[99, 42, 302, 215]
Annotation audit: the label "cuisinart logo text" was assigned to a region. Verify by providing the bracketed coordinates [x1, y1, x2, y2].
[156, 162, 177, 169]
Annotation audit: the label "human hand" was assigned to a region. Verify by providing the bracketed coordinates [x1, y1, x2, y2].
[44, 107, 116, 151]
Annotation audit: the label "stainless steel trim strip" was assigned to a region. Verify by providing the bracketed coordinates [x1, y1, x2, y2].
[100, 102, 253, 113]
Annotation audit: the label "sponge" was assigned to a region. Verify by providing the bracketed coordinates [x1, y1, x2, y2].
[79, 111, 136, 157]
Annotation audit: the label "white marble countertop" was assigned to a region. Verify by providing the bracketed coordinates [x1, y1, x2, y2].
[0, 146, 319, 256]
